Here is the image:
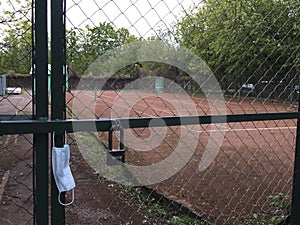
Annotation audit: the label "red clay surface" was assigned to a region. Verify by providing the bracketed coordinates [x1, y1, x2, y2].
[67, 90, 296, 224]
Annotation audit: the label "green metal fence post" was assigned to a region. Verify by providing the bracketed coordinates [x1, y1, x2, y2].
[51, 0, 66, 224]
[291, 92, 300, 225]
[34, 0, 49, 224]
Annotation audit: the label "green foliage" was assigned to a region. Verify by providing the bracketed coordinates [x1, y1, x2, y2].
[238, 193, 290, 225]
[66, 22, 138, 76]
[80, 36, 190, 79]
[176, 0, 300, 89]
[268, 192, 290, 223]
[121, 187, 210, 225]
[0, 0, 32, 74]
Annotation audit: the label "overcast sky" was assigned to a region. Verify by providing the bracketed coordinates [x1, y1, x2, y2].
[0, 0, 201, 38]
[66, 0, 201, 37]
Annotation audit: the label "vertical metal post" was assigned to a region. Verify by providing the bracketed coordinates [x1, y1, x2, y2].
[31, 1, 36, 115]
[51, 0, 66, 224]
[120, 128, 124, 150]
[34, 0, 49, 224]
[291, 93, 300, 225]
[109, 130, 113, 150]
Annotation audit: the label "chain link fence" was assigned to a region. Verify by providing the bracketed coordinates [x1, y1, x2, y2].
[0, 1, 34, 224]
[0, 0, 299, 224]
[64, 0, 299, 225]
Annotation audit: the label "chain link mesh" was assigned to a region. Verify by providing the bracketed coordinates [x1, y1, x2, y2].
[0, 1, 34, 224]
[1, 0, 299, 224]
[64, 0, 299, 224]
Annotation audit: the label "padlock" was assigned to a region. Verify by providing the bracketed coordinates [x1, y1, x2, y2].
[106, 122, 125, 166]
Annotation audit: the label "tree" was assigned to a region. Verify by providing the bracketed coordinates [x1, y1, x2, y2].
[0, 0, 32, 74]
[66, 22, 138, 76]
[176, 0, 300, 91]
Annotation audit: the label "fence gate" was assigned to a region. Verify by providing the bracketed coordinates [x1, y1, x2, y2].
[0, 0, 300, 225]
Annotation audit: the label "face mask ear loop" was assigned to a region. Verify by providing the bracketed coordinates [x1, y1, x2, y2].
[58, 189, 75, 206]
[52, 132, 55, 147]
[64, 131, 67, 145]
[53, 131, 67, 146]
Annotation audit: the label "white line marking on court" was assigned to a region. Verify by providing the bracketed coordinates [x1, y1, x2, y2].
[190, 126, 297, 133]
[79, 91, 297, 133]
[228, 126, 296, 132]
[83, 92, 179, 117]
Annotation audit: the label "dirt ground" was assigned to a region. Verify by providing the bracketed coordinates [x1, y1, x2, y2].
[0, 134, 181, 225]
[0, 91, 296, 225]
[0, 134, 34, 225]
[65, 140, 174, 225]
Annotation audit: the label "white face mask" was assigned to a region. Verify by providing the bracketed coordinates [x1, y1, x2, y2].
[52, 144, 75, 206]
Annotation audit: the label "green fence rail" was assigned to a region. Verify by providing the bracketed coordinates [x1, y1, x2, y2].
[0, 112, 300, 135]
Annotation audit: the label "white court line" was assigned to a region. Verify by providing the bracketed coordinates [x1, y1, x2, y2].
[93, 91, 214, 116]
[209, 126, 297, 133]
[83, 92, 180, 117]
[183, 126, 297, 134]
[78, 91, 297, 133]
[97, 91, 292, 115]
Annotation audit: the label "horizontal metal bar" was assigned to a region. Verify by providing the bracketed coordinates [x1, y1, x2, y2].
[0, 112, 299, 135]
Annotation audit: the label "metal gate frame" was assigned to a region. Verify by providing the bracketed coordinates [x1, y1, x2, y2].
[0, 0, 299, 224]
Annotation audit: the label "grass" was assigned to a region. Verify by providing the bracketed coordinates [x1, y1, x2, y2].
[119, 186, 211, 225]
[223, 192, 290, 225]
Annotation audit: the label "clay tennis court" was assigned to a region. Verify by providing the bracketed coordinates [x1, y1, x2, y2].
[0, 91, 32, 115]
[67, 90, 296, 224]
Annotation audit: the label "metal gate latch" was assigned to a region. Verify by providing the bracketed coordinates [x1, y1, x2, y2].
[107, 120, 125, 166]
